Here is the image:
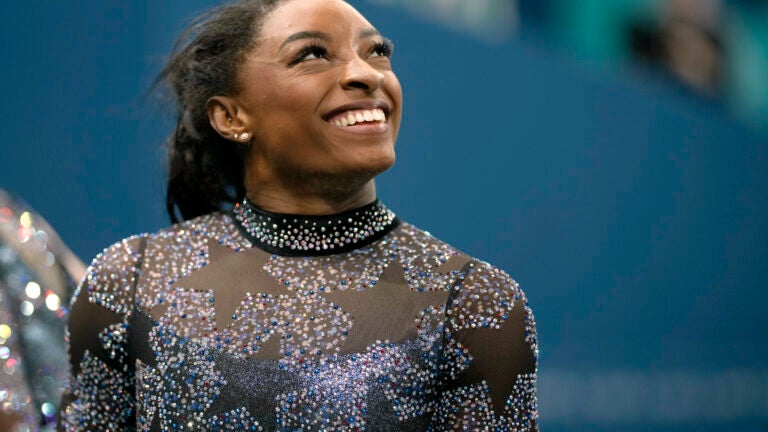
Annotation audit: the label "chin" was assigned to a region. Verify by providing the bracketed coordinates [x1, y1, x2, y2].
[356, 149, 396, 175]
[327, 153, 396, 189]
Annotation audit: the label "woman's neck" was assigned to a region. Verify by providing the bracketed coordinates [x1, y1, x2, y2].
[244, 180, 377, 216]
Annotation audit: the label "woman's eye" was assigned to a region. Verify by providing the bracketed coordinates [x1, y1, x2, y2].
[370, 40, 394, 58]
[291, 45, 328, 65]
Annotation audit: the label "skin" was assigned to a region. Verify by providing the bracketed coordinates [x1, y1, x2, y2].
[207, 0, 403, 215]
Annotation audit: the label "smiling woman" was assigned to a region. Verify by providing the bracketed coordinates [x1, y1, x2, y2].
[206, 0, 402, 213]
[58, 0, 538, 431]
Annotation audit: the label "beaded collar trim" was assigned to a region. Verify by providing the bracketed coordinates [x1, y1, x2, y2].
[232, 199, 400, 256]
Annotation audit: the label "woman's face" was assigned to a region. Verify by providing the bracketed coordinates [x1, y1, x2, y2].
[235, 0, 402, 191]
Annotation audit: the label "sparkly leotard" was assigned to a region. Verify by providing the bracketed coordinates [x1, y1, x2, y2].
[59, 200, 538, 431]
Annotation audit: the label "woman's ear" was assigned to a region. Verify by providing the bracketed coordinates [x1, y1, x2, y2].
[206, 96, 250, 142]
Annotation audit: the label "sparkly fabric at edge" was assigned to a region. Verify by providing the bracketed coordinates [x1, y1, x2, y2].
[60, 202, 539, 431]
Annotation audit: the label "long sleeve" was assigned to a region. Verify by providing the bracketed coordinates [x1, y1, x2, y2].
[58, 236, 146, 432]
[433, 260, 539, 431]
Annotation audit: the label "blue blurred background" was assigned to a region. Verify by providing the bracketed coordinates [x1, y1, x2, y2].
[1, 0, 767, 430]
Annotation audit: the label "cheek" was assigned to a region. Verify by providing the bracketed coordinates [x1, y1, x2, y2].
[241, 65, 306, 109]
[277, 73, 321, 102]
[254, 80, 320, 128]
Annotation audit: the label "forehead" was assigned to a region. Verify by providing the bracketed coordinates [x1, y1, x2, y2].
[260, 0, 374, 44]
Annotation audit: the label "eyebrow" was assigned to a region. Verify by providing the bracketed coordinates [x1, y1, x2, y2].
[279, 31, 331, 51]
[278, 28, 383, 52]
[359, 28, 381, 39]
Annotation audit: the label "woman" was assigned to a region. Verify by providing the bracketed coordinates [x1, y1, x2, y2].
[60, 0, 539, 430]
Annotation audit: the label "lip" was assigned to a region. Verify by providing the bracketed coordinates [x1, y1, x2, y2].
[322, 100, 392, 123]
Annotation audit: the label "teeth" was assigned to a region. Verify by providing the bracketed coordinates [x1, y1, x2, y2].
[329, 108, 386, 127]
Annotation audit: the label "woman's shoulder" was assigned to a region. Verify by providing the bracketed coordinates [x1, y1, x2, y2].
[396, 220, 537, 354]
[395, 221, 527, 303]
[81, 212, 241, 291]
[117, 211, 248, 253]
[151, 211, 242, 242]
[86, 212, 225, 267]
[77, 233, 148, 313]
[395, 221, 522, 289]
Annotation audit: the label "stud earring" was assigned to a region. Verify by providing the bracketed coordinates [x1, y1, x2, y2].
[239, 132, 250, 141]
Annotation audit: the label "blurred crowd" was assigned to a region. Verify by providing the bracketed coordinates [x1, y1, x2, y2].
[376, 0, 768, 129]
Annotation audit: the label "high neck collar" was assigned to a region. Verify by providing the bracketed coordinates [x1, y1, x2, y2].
[232, 198, 400, 256]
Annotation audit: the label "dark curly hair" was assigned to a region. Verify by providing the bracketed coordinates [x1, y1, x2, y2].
[157, 0, 285, 223]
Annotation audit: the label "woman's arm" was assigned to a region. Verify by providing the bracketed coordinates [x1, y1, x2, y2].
[433, 260, 539, 431]
[58, 236, 146, 432]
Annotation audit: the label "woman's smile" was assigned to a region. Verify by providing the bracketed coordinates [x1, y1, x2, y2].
[324, 101, 391, 134]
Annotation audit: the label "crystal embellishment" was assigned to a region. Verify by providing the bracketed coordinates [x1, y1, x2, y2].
[233, 199, 399, 255]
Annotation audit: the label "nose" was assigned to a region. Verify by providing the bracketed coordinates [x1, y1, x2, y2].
[339, 57, 385, 93]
